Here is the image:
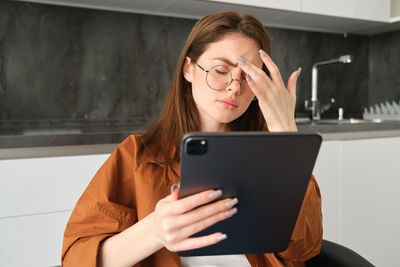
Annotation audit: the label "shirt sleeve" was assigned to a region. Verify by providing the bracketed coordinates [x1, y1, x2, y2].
[275, 174, 323, 263]
[61, 135, 139, 267]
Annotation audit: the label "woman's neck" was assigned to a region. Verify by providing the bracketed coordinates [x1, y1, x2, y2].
[200, 121, 227, 132]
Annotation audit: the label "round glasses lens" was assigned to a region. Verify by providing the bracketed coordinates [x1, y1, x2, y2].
[205, 65, 257, 101]
[207, 65, 231, 91]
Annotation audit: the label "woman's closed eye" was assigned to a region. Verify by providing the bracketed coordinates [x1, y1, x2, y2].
[214, 65, 230, 74]
[216, 70, 229, 75]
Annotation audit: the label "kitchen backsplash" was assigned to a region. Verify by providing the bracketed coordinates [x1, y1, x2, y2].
[369, 30, 400, 108]
[0, 0, 398, 123]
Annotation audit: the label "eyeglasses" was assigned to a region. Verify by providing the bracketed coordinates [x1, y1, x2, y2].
[196, 63, 257, 101]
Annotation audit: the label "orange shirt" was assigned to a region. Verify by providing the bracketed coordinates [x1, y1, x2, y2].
[62, 135, 322, 266]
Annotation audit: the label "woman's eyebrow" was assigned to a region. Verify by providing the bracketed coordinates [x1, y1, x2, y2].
[212, 57, 237, 67]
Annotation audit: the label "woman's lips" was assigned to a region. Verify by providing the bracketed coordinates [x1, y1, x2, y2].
[217, 99, 238, 110]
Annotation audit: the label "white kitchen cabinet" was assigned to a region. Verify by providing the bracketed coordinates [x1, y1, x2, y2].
[15, 0, 400, 35]
[312, 140, 341, 243]
[0, 211, 71, 267]
[0, 153, 110, 267]
[340, 137, 400, 267]
[314, 136, 400, 267]
[302, 0, 391, 22]
[393, 0, 400, 18]
[200, 0, 301, 12]
[0, 154, 109, 218]
[205, 0, 392, 22]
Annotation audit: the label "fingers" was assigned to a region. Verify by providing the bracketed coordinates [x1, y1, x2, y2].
[258, 49, 285, 86]
[163, 185, 180, 202]
[161, 205, 237, 247]
[169, 232, 227, 252]
[170, 183, 180, 194]
[155, 190, 238, 252]
[175, 206, 237, 241]
[237, 56, 270, 84]
[162, 189, 223, 216]
[171, 184, 180, 201]
[172, 189, 223, 214]
[237, 57, 271, 99]
[286, 67, 301, 98]
[168, 197, 238, 230]
[239, 52, 301, 99]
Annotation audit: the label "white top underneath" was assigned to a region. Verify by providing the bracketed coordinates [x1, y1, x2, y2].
[180, 255, 251, 267]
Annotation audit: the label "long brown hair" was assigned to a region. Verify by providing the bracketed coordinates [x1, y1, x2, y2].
[137, 11, 271, 166]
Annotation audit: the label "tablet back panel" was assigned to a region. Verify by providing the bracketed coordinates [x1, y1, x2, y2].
[178, 132, 321, 256]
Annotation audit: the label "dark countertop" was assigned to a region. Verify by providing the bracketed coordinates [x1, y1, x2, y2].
[296, 119, 400, 137]
[0, 119, 150, 149]
[1, 118, 400, 151]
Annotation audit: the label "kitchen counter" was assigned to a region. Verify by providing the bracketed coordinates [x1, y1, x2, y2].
[1, 119, 400, 159]
[296, 119, 400, 140]
[0, 119, 149, 149]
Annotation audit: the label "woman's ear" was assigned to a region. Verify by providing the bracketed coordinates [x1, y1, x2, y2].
[182, 56, 193, 83]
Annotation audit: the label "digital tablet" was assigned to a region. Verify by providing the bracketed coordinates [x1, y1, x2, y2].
[178, 131, 322, 257]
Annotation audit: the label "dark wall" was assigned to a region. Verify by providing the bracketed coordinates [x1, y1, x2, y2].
[0, 1, 194, 122]
[268, 28, 368, 118]
[369, 30, 400, 107]
[0, 0, 395, 124]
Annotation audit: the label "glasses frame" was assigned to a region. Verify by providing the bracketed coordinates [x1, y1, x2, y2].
[196, 63, 257, 101]
[196, 63, 247, 91]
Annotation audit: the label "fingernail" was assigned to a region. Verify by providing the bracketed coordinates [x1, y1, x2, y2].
[297, 67, 302, 77]
[225, 207, 238, 217]
[209, 189, 223, 200]
[259, 49, 268, 57]
[170, 183, 180, 194]
[225, 198, 238, 208]
[217, 234, 227, 242]
[246, 74, 252, 81]
[237, 56, 245, 66]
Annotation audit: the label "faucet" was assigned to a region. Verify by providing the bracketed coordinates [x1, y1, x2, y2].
[305, 55, 353, 120]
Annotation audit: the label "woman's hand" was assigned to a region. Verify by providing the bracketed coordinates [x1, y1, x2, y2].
[152, 187, 238, 252]
[98, 187, 237, 266]
[237, 49, 301, 132]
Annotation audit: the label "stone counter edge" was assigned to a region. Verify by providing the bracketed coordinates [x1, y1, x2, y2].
[2, 130, 400, 160]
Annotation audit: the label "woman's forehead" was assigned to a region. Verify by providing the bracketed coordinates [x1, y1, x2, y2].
[198, 33, 263, 68]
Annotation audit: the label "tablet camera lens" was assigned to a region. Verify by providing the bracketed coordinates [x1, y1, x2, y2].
[186, 139, 208, 156]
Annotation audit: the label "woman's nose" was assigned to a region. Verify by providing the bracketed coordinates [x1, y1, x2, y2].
[226, 78, 242, 94]
[226, 69, 244, 94]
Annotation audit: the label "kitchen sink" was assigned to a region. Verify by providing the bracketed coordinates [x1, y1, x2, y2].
[296, 118, 400, 133]
[313, 118, 383, 124]
[296, 118, 383, 125]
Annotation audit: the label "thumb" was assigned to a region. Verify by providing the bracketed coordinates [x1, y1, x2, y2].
[164, 184, 180, 201]
[287, 67, 301, 97]
[171, 186, 180, 201]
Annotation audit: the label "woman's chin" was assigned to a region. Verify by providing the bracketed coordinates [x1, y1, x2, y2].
[214, 114, 241, 124]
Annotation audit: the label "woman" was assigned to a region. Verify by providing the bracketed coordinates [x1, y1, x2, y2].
[62, 11, 322, 267]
